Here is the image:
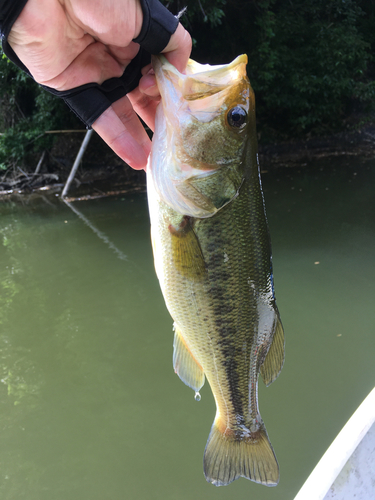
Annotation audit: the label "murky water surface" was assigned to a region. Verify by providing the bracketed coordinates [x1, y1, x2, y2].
[0, 157, 374, 499]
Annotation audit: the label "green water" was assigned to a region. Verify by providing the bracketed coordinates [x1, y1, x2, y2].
[0, 157, 374, 499]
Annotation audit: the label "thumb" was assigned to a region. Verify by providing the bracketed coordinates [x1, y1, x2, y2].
[161, 23, 192, 73]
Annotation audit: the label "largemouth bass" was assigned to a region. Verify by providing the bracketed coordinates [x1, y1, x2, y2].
[147, 54, 285, 487]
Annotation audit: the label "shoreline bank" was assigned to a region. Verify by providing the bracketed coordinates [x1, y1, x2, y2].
[1, 122, 374, 201]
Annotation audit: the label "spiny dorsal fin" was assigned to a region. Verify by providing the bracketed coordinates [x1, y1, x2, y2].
[260, 316, 285, 387]
[173, 324, 205, 392]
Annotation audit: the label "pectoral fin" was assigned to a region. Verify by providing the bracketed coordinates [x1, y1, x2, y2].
[260, 317, 285, 387]
[173, 325, 205, 392]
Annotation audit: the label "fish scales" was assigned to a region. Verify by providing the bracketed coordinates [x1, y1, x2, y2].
[147, 54, 285, 487]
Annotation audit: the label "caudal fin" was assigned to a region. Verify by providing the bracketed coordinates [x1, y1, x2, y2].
[204, 418, 279, 487]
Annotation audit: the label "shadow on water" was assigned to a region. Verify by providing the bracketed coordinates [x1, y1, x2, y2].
[0, 156, 374, 499]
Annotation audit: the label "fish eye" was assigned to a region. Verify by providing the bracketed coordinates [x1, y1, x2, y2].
[227, 106, 247, 128]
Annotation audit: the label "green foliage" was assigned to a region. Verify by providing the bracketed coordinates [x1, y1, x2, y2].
[0, 48, 81, 169]
[0, 0, 374, 172]
[184, 0, 375, 138]
[251, 0, 373, 135]
[167, 0, 227, 27]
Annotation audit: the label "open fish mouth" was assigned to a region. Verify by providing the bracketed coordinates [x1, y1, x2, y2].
[149, 54, 251, 218]
[152, 54, 249, 123]
[153, 54, 248, 101]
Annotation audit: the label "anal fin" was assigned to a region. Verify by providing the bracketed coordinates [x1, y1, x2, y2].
[260, 316, 285, 387]
[173, 325, 205, 392]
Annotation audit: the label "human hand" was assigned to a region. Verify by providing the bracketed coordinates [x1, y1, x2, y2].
[7, 0, 192, 170]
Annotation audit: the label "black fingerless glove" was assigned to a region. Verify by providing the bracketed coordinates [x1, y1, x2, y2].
[0, 0, 179, 127]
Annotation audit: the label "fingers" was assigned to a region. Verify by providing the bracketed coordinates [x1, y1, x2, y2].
[42, 42, 134, 89]
[67, 22, 192, 168]
[129, 23, 192, 145]
[139, 23, 192, 99]
[162, 23, 192, 73]
[138, 65, 159, 99]
[9, 0, 191, 171]
[92, 95, 151, 170]
[116, 23, 192, 153]
[63, 0, 143, 47]
[128, 86, 159, 131]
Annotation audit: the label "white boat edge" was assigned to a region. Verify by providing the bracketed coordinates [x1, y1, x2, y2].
[293, 386, 375, 500]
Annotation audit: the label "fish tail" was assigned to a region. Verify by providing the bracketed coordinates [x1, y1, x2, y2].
[203, 417, 279, 487]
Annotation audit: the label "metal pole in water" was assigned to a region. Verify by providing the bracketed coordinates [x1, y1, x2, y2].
[61, 129, 93, 198]
[34, 150, 45, 174]
[62, 200, 129, 262]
